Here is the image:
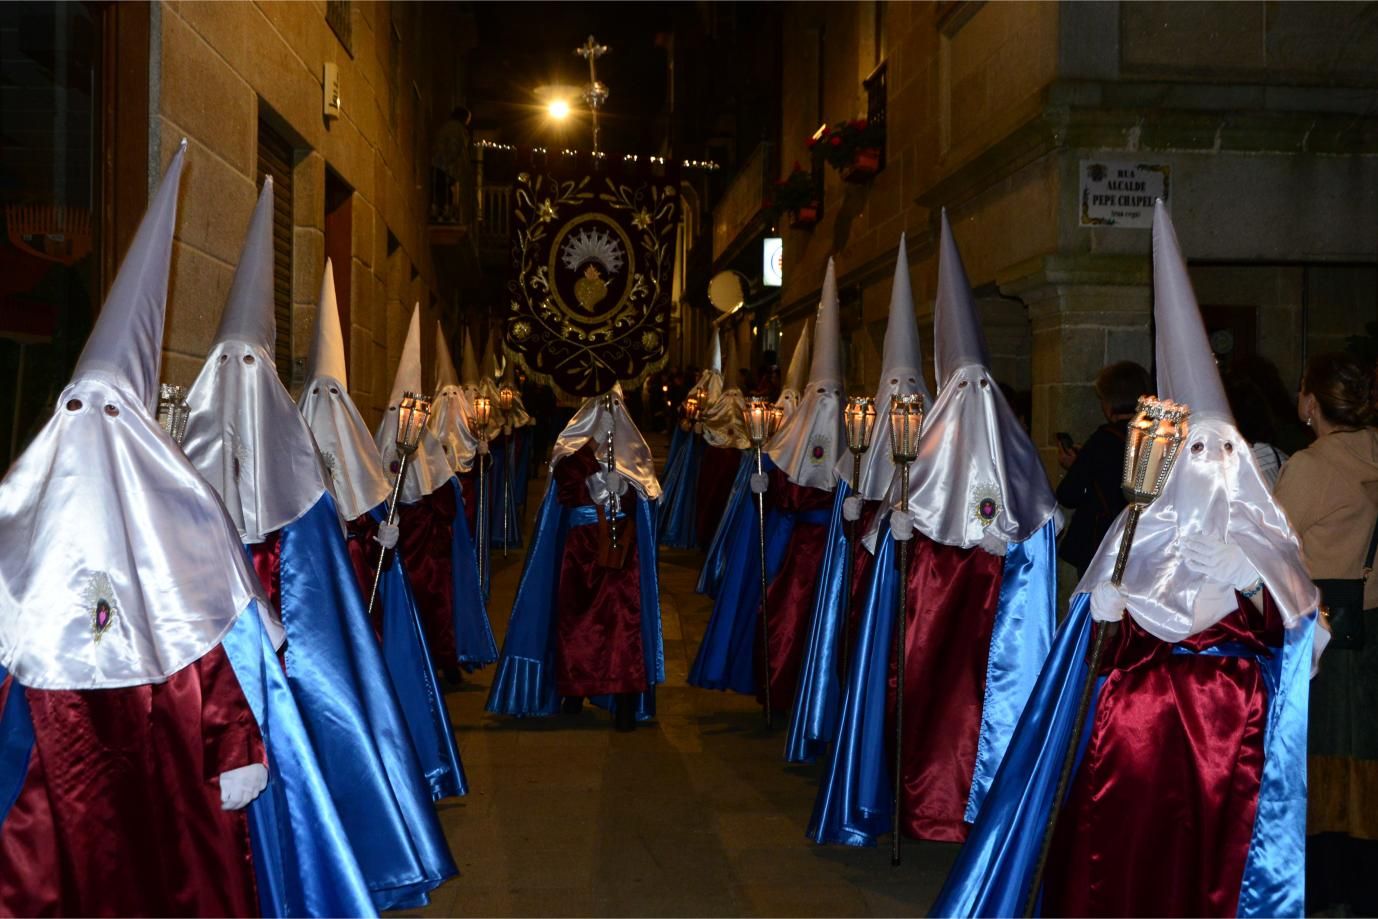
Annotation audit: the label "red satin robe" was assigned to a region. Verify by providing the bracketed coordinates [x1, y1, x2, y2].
[0, 646, 264, 916]
[553, 446, 647, 697]
[757, 468, 834, 712]
[887, 534, 1005, 843]
[696, 444, 742, 548]
[395, 480, 462, 668]
[1040, 595, 1277, 917]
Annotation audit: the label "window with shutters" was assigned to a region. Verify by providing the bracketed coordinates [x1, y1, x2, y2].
[256, 119, 295, 383]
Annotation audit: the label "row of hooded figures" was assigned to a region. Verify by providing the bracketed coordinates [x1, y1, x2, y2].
[0, 140, 1324, 917]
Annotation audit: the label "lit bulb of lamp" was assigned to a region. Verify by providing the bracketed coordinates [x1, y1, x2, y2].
[547, 99, 571, 121]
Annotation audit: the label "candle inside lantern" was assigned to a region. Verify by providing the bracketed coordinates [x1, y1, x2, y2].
[742, 398, 772, 446]
[498, 386, 515, 413]
[887, 393, 924, 463]
[396, 391, 433, 452]
[1121, 396, 1188, 505]
[684, 391, 701, 423]
[844, 396, 877, 454]
[472, 395, 492, 431]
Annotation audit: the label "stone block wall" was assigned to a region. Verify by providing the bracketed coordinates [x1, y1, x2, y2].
[152, 0, 469, 426]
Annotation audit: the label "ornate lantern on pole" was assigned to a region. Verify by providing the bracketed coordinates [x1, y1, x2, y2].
[742, 397, 785, 726]
[497, 384, 517, 557]
[472, 394, 493, 588]
[839, 396, 877, 670]
[367, 391, 433, 619]
[682, 390, 702, 430]
[886, 393, 924, 866]
[1024, 395, 1188, 913]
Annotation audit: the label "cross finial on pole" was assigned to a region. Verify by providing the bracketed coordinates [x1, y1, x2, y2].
[575, 35, 610, 156]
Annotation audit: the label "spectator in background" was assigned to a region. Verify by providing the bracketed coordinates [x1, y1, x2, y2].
[1055, 361, 1152, 577]
[1273, 351, 1378, 917]
[1233, 353, 1314, 455]
[1225, 368, 1288, 489]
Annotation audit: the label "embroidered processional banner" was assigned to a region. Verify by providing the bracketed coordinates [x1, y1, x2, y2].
[506, 156, 678, 400]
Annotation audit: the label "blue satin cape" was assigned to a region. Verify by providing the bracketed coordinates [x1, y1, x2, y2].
[929, 597, 1315, 918]
[657, 430, 704, 549]
[687, 456, 830, 695]
[368, 503, 467, 799]
[808, 519, 1057, 847]
[485, 481, 664, 720]
[696, 452, 754, 598]
[785, 481, 851, 763]
[274, 493, 456, 910]
[443, 476, 498, 666]
[0, 608, 379, 918]
[488, 433, 531, 550]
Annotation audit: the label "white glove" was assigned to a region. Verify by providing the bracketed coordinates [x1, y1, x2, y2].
[477, 439, 490, 455]
[693, 423, 704, 435]
[680, 420, 692, 432]
[373, 522, 399, 549]
[219, 763, 268, 810]
[978, 529, 1008, 557]
[750, 473, 769, 494]
[1179, 534, 1260, 591]
[890, 513, 913, 542]
[502, 423, 513, 436]
[1089, 581, 1127, 623]
[605, 469, 628, 497]
[842, 496, 863, 522]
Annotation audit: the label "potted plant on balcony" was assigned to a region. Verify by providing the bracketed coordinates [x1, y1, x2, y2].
[811, 118, 884, 183]
[769, 164, 820, 229]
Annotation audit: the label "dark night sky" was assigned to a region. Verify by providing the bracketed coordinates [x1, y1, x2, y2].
[467, 3, 683, 156]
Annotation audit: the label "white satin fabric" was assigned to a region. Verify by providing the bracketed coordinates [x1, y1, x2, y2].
[700, 387, 750, 449]
[429, 383, 479, 473]
[767, 380, 844, 492]
[376, 405, 454, 505]
[1076, 417, 1318, 642]
[692, 369, 724, 409]
[876, 363, 1059, 550]
[298, 372, 391, 520]
[551, 384, 661, 500]
[183, 341, 328, 544]
[0, 375, 267, 689]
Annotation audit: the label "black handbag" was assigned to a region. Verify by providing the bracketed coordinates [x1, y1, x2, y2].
[1314, 517, 1378, 651]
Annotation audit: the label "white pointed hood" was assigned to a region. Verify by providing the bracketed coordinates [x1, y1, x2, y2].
[0, 143, 273, 689]
[469, 330, 505, 440]
[297, 259, 392, 519]
[775, 320, 812, 418]
[883, 211, 1057, 548]
[429, 321, 479, 473]
[1076, 201, 1317, 641]
[690, 331, 725, 412]
[374, 304, 455, 503]
[839, 236, 933, 500]
[183, 178, 330, 544]
[700, 325, 748, 449]
[551, 383, 661, 500]
[498, 358, 534, 429]
[460, 328, 480, 395]
[767, 258, 845, 490]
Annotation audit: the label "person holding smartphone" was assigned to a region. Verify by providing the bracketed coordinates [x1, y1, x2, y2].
[1054, 361, 1152, 577]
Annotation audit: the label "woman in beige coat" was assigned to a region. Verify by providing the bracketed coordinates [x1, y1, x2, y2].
[1274, 351, 1378, 915]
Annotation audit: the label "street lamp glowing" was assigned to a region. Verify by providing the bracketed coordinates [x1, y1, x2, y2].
[547, 99, 571, 121]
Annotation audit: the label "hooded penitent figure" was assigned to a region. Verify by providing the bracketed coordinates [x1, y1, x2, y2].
[487, 384, 665, 732]
[430, 322, 479, 476]
[689, 259, 845, 714]
[0, 144, 377, 918]
[787, 236, 931, 764]
[695, 326, 753, 553]
[774, 319, 813, 418]
[375, 306, 495, 673]
[809, 212, 1059, 849]
[299, 271, 467, 802]
[657, 333, 723, 549]
[934, 201, 1322, 919]
[485, 331, 535, 553]
[183, 181, 455, 910]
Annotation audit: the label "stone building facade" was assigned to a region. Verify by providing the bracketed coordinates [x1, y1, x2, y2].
[765, 1, 1378, 472]
[152, 0, 471, 426]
